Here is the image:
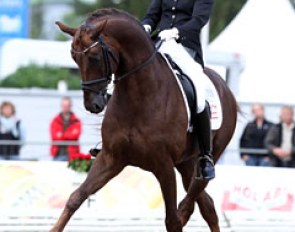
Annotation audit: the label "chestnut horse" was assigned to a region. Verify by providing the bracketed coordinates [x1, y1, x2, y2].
[53, 9, 237, 232]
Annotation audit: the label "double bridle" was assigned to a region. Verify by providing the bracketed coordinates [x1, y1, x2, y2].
[71, 35, 158, 95]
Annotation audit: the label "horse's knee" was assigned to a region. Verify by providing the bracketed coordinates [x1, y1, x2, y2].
[65, 188, 88, 212]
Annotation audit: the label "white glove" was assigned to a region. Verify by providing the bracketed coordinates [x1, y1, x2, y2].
[159, 28, 179, 41]
[143, 24, 151, 33]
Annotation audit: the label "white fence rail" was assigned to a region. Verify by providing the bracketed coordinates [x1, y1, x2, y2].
[1, 210, 295, 232]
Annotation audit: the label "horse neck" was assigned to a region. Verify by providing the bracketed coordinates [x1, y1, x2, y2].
[113, 55, 160, 110]
[110, 23, 161, 106]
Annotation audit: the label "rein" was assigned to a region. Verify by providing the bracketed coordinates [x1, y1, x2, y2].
[114, 44, 159, 84]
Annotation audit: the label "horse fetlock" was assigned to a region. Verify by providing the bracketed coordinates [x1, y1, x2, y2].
[165, 217, 183, 232]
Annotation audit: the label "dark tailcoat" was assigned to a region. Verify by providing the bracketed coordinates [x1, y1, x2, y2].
[142, 0, 214, 67]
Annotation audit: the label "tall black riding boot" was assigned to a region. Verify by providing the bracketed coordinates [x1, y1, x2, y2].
[196, 102, 215, 180]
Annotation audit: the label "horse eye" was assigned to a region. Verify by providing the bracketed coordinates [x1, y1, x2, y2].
[88, 55, 100, 63]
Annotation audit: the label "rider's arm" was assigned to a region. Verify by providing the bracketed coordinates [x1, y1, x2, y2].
[142, 0, 162, 31]
[177, 0, 214, 38]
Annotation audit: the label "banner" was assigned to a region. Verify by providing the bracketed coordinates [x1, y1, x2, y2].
[0, 162, 295, 213]
[207, 165, 295, 212]
[0, 0, 29, 40]
[0, 161, 164, 214]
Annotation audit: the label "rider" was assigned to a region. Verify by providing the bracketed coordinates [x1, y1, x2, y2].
[142, 0, 215, 180]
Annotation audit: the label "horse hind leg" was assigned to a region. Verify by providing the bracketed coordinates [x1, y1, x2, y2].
[178, 179, 220, 232]
[176, 163, 209, 226]
[175, 160, 196, 226]
[196, 190, 220, 232]
[50, 152, 125, 232]
[176, 161, 220, 232]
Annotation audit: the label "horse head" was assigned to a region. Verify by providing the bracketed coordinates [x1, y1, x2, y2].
[56, 17, 119, 114]
[57, 9, 155, 114]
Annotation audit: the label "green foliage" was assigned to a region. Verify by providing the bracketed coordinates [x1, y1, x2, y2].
[70, 0, 150, 19]
[96, 0, 151, 19]
[210, 0, 247, 41]
[0, 65, 81, 90]
[30, 3, 44, 39]
[68, 158, 93, 173]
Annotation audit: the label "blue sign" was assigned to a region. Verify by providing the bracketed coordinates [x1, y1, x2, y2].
[0, 0, 29, 40]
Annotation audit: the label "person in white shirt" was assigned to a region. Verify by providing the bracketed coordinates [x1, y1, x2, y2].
[265, 106, 295, 168]
[0, 101, 25, 160]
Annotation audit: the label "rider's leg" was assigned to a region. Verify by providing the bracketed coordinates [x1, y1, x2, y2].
[195, 101, 215, 180]
[159, 39, 215, 180]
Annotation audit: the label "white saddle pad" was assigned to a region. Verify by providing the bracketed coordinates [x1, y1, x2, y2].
[161, 53, 223, 131]
[203, 76, 223, 130]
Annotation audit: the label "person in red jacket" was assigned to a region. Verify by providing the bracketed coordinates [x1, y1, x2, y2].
[50, 97, 81, 161]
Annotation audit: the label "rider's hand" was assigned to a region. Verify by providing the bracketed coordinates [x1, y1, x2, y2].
[159, 28, 179, 41]
[143, 24, 151, 33]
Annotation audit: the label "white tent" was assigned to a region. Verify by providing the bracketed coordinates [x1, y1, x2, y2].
[209, 0, 295, 104]
[0, 39, 77, 79]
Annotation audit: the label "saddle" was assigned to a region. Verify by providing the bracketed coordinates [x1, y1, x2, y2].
[164, 54, 197, 129]
[162, 54, 223, 131]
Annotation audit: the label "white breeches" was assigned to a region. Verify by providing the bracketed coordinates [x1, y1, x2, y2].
[159, 39, 206, 113]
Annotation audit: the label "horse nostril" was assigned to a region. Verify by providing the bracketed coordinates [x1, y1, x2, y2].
[93, 103, 102, 113]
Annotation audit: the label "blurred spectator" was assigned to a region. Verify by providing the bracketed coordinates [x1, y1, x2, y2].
[240, 103, 273, 166]
[50, 97, 81, 161]
[0, 101, 25, 160]
[265, 106, 295, 168]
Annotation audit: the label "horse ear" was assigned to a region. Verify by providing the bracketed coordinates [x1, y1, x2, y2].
[55, 21, 77, 37]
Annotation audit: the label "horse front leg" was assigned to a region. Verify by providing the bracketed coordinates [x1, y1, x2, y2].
[153, 160, 183, 232]
[50, 152, 125, 232]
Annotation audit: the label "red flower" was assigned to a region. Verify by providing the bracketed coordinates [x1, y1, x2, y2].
[69, 152, 91, 161]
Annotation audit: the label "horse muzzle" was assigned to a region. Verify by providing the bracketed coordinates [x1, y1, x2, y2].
[84, 91, 108, 114]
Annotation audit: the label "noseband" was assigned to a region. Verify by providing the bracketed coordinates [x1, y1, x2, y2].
[71, 35, 159, 95]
